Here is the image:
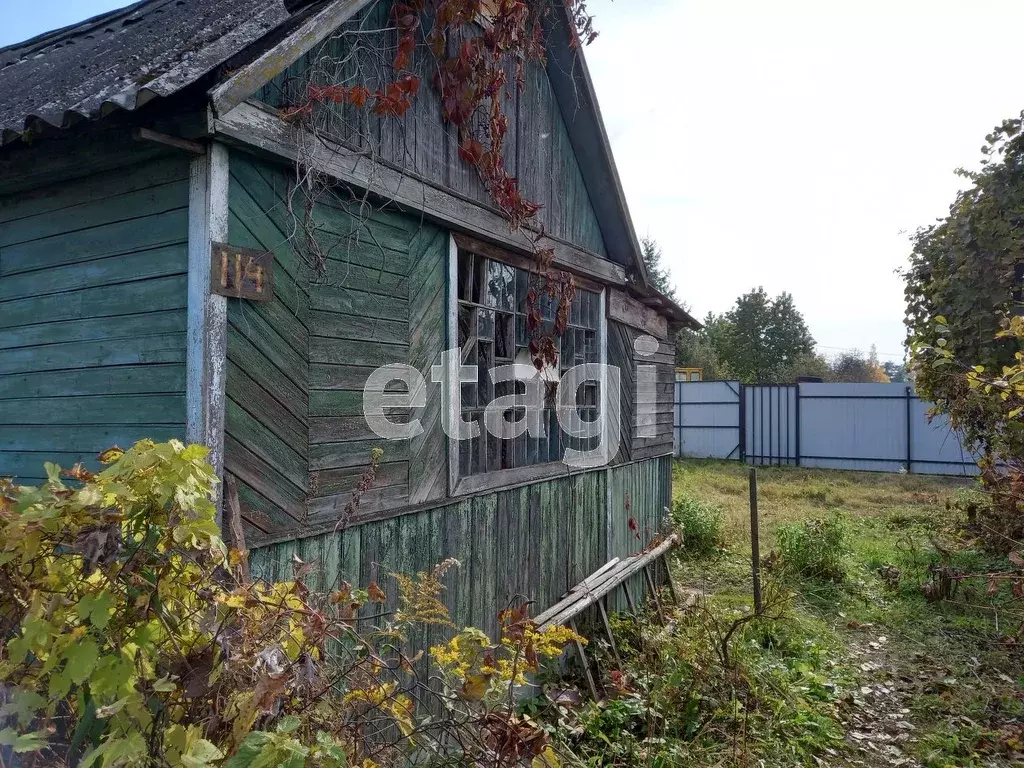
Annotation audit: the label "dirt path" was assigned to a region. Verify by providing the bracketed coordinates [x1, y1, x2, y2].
[836, 623, 920, 767]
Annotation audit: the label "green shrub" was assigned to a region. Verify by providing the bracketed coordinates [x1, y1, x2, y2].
[0, 441, 576, 768]
[774, 513, 850, 582]
[673, 496, 723, 557]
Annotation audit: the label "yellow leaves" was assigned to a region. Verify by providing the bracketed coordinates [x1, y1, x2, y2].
[532, 746, 562, 768]
[216, 592, 248, 610]
[460, 672, 493, 702]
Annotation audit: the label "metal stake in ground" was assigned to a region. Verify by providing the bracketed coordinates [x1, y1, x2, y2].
[749, 467, 763, 614]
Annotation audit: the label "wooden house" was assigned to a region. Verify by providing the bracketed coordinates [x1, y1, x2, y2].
[0, 0, 696, 633]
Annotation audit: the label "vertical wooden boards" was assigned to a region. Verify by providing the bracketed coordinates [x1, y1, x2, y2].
[0, 153, 190, 484]
[606, 456, 673, 612]
[225, 154, 311, 542]
[248, 462, 640, 642]
[248, 5, 611, 261]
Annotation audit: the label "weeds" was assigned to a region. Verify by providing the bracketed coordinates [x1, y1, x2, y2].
[672, 496, 723, 558]
[672, 460, 1024, 768]
[546, 582, 847, 766]
[774, 513, 851, 582]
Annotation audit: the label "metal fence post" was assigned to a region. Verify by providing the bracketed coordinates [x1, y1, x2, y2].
[905, 385, 913, 473]
[738, 384, 746, 462]
[794, 383, 801, 466]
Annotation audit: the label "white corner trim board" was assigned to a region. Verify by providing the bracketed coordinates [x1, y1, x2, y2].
[186, 141, 230, 517]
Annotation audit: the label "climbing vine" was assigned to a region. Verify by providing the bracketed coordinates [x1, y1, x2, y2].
[279, 0, 596, 369]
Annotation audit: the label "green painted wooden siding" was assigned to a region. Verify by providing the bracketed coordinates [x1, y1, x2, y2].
[247, 457, 670, 642]
[225, 155, 311, 538]
[306, 196, 448, 530]
[255, 2, 608, 259]
[0, 154, 190, 483]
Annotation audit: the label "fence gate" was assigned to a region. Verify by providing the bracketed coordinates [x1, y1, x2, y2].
[674, 380, 742, 459]
[743, 384, 798, 466]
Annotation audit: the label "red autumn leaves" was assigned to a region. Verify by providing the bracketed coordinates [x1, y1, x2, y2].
[280, 76, 420, 121]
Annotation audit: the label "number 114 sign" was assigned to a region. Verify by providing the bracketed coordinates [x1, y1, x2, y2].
[211, 242, 274, 301]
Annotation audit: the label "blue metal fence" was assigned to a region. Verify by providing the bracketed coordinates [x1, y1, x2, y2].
[674, 381, 978, 476]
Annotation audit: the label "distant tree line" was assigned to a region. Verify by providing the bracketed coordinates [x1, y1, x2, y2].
[639, 240, 905, 385]
[676, 290, 902, 384]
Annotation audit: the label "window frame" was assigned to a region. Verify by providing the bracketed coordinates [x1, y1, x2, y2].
[446, 235, 608, 497]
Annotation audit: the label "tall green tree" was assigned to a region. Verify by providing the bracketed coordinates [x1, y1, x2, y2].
[640, 236, 677, 301]
[676, 313, 731, 380]
[717, 288, 815, 383]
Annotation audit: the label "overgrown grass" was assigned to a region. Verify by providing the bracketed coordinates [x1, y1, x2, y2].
[671, 496, 723, 557]
[670, 460, 1024, 768]
[547, 582, 849, 767]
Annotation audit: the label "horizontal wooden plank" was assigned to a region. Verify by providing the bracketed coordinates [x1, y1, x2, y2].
[309, 283, 408, 321]
[0, 425, 184, 453]
[309, 390, 363, 418]
[224, 435, 307, 521]
[215, 103, 627, 287]
[0, 365, 185, 400]
[310, 438, 408, 471]
[309, 337, 408, 368]
[0, 208, 188, 277]
[319, 260, 408, 299]
[311, 364, 402, 391]
[1, 180, 189, 248]
[2, 337, 184, 381]
[226, 363, 307, 456]
[0, 334, 186, 375]
[0, 275, 187, 330]
[0, 310, 186, 350]
[0, 394, 186, 425]
[310, 461, 408, 497]
[304, 484, 410, 528]
[0, 245, 187, 302]
[310, 415, 409, 444]
[316, 229, 415, 276]
[0, 154, 189, 225]
[609, 288, 669, 340]
[309, 311, 408, 345]
[0, 451, 105, 481]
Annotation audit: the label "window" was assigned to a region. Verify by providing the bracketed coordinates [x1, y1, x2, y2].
[454, 246, 604, 480]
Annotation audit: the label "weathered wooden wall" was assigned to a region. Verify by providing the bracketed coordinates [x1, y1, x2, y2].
[224, 155, 311, 537]
[607, 320, 677, 466]
[255, 1, 608, 261]
[224, 150, 453, 545]
[0, 154, 190, 483]
[305, 198, 448, 530]
[249, 455, 670, 638]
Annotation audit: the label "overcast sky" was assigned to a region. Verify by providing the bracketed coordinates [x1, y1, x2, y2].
[5, 1, 1022, 361]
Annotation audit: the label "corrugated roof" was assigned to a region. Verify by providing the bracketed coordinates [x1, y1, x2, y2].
[0, 0, 296, 144]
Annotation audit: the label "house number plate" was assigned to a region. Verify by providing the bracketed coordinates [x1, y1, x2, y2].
[211, 242, 274, 301]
